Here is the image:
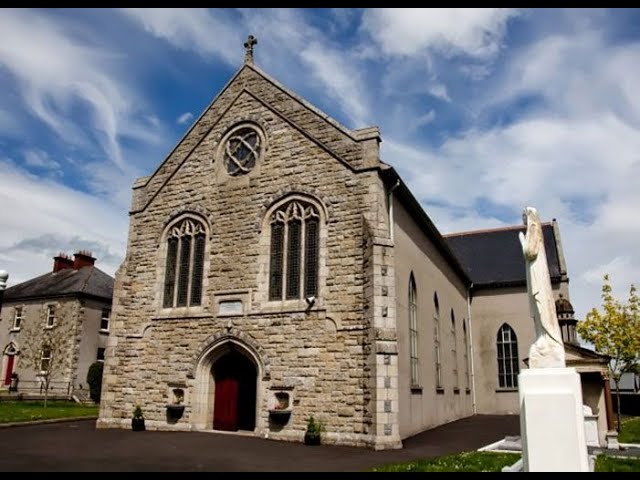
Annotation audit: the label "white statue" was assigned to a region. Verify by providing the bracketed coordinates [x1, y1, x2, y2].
[519, 207, 566, 368]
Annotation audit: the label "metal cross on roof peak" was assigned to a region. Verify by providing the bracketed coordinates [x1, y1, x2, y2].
[244, 35, 258, 64]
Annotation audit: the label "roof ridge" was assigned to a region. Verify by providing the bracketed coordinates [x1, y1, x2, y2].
[444, 222, 553, 237]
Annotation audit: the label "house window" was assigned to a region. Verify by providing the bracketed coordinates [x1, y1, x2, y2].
[40, 347, 52, 372]
[497, 323, 519, 389]
[434, 292, 442, 389]
[408, 274, 419, 386]
[13, 307, 23, 330]
[97, 348, 106, 361]
[100, 308, 110, 332]
[163, 217, 206, 308]
[463, 320, 470, 391]
[46, 306, 56, 328]
[269, 200, 320, 301]
[451, 309, 459, 391]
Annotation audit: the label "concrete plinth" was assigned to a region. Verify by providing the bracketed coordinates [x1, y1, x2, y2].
[519, 368, 589, 472]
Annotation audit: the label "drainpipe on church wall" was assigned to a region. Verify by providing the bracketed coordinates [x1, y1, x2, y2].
[388, 180, 401, 242]
[467, 284, 477, 415]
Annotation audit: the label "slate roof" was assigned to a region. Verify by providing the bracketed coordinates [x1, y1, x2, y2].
[444, 224, 563, 289]
[3, 266, 114, 302]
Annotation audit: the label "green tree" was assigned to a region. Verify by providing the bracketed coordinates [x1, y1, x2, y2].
[86, 361, 104, 403]
[577, 274, 640, 431]
[20, 309, 74, 408]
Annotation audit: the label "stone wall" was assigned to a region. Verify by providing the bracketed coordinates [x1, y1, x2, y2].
[98, 64, 397, 447]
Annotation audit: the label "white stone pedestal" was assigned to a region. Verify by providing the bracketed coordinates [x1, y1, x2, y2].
[519, 368, 589, 472]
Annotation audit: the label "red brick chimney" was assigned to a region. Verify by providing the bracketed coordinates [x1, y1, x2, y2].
[53, 253, 74, 273]
[73, 250, 96, 270]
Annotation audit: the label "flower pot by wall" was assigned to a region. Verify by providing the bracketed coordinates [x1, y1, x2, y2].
[132, 417, 146, 431]
[304, 432, 321, 446]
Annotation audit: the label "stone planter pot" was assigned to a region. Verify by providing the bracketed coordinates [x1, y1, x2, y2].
[166, 404, 185, 423]
[304, 432, 321, 446]
[131, 417, 146, 431]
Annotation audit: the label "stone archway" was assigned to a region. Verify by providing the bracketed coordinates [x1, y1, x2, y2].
[191, 336, 263, 433]
[212, 349, 257, 431]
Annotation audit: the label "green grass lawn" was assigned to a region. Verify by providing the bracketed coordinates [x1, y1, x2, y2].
[595, 456, 640, 472]
[0, 401, 98, 423]
[370, 451, 520, 472]
[371, 451, 640, 472]
[619, 417, 640, 444]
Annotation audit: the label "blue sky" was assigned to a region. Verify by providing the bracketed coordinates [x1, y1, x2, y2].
[1, 8, 639, 319]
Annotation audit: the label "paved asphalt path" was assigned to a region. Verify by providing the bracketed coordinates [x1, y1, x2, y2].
[0, 415, 519, 471]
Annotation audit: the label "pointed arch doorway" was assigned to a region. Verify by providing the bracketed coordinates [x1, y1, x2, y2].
[212, 349, 257, 431]
[2, 343, 18, 386]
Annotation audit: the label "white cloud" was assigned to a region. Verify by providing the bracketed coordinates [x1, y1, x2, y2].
[120, 8, 243, 65]
[176, 112, 193, 125]
[362, 8, 520, 58]
[427, 84, 451, 102]
[299, 42, 369, 126]
[22, 149, 61, 171]
[0, 9, 165, 172]
[381, 24, 640, 321]
[122, 8, 370, 127]
[415, 110, 436, 128]
[0, 161, 127, 285]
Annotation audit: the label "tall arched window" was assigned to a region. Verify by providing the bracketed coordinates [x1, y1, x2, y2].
[163, 217, 206, 308]
[408, 274, 419, 386]
[434, 292, 442, 389]
[451, 309, 459, 391]
[269, 200, 319, 301]
[463, 320, 470, 391]
[497, 324, 519, 388]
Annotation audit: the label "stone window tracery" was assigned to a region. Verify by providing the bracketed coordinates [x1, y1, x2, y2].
[269, 200, 320, 301]
[163, 218, 206, 308]
[223, 126, 262, 176]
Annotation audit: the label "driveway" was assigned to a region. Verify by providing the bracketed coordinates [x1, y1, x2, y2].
[0, 415, 519, 471]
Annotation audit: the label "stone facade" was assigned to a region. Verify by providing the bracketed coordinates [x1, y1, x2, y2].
[0, 296, 110, 394]
[98, 62, 403, 448]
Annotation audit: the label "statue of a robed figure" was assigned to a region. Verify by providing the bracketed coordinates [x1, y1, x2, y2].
[519, 207, 566, 368]
[516, 206, 589, 472]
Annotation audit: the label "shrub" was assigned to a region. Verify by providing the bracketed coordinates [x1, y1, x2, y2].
[133, 405, 144, 419]
[86, 361, 104, 403]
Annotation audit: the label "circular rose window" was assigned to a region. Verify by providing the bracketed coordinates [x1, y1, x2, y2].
[222, 126, 263, 176]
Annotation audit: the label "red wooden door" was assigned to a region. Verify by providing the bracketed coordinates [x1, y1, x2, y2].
[4, 355, 14, 385]
[214, 377, 239, 431]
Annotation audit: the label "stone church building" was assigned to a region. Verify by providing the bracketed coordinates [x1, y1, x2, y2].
[98, 38, 612, 449]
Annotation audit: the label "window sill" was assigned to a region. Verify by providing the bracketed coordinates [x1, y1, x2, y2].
[410, 386, 423, 394]
[153, 312, 213, 321]
[453, 387, 460, 395]
[436, 387, 445, 395]
[99, 329, 110, 335]
[9, 328, 21, 333]
[44, 325, 55, 330]
[495, 388, 518, 393]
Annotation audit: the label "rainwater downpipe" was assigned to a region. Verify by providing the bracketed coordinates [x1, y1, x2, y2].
[388, 179, 401, 241]
[467, 283, 477, 414]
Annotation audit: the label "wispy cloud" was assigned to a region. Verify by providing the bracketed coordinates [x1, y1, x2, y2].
[119, 8, 243, 65]
[0, 160, 127, 283]
[22, 149, 61, 171]
[362, 8, 520, 58]
[176, 112, 193, 125]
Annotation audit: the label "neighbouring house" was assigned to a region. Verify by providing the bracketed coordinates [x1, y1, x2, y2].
[0, 251, 113, 397]
[97, 37, 612, 448]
